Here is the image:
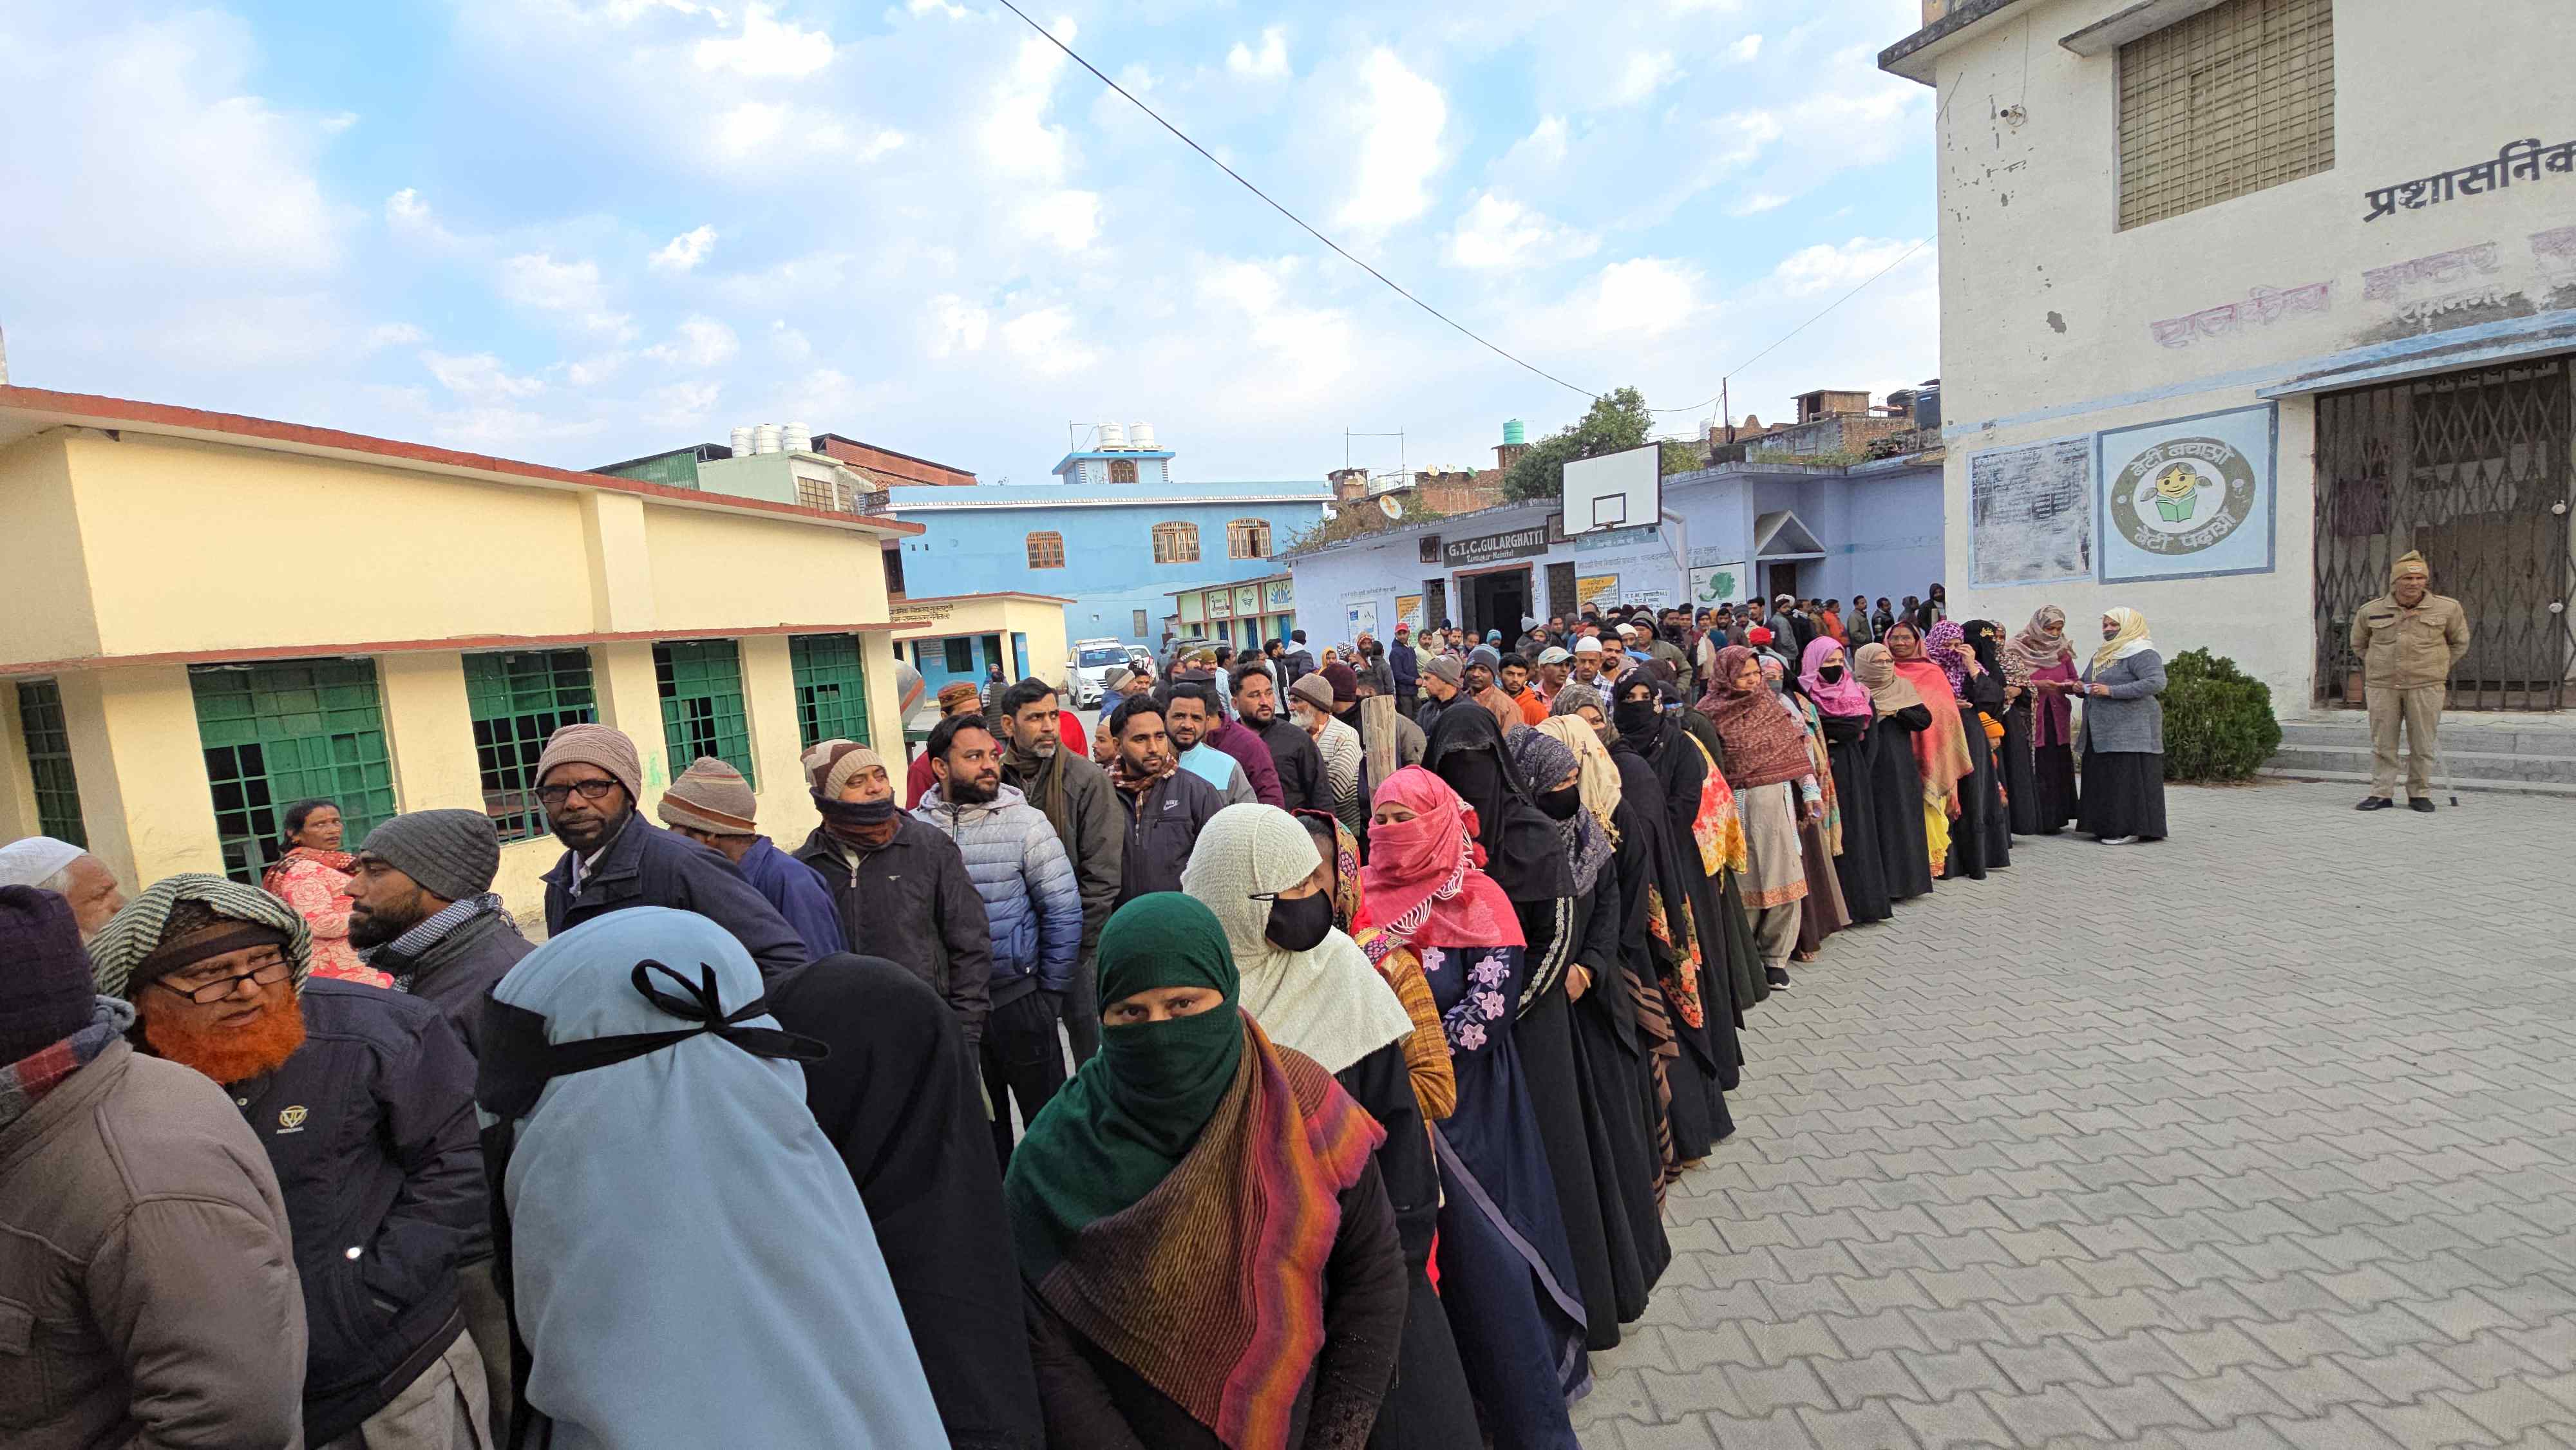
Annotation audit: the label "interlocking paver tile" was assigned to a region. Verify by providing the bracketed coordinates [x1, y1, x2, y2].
[1569, 785, 2576, 1446]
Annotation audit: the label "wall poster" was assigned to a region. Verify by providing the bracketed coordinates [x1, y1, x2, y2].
[1395, 594, 1423, 633]
[1345, 600, 1379, 641]
[1688, 560, 1747, 609]
[2096, 404, 2278, 583]
[1576, 574, 1621, 610]
[1968, 435, 2094, 587]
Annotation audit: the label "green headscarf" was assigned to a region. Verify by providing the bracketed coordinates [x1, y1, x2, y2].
[1005, 892, 1244, 1276]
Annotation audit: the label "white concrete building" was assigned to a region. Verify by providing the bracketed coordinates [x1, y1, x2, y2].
[1882, 0, 2575, 711]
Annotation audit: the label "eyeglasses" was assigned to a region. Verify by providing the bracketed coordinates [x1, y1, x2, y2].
[156, 956, 293, 1005]
[536, 779, 620, 807]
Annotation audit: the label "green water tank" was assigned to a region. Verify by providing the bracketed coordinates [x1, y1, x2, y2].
[1502, 418, 1526, 446]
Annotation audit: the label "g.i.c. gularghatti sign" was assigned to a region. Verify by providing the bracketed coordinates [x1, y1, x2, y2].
[2365, 137, 2576, 221]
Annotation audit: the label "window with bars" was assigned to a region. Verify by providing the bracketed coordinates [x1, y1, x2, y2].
[464, 650, 597, 841]
[2117, 0, 2334, 230]
[15, 678, 85, 847]
[1108, 458, 1139, 484]
[191, 661, 397, 883]
[790, 634, 871, 748]
[1026, 531, 1066, 569]
[1152, 521, 1200, 564]
[1227, 518, 1272, 560]
[655, 640, 756, 784]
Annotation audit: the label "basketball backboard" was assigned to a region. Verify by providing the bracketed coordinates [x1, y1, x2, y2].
[1562, 444, 1662, 534]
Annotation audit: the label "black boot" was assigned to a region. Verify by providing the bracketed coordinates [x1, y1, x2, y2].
[2356, 796, 2395, 811]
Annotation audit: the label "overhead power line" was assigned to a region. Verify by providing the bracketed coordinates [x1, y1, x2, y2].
[989, 0, 1601, 400]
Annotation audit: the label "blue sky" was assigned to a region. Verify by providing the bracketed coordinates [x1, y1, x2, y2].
[0, 0, 1938, 483]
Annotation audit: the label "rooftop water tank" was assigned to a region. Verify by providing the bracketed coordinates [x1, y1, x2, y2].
[753, 423, 781, 455]
[782, 422, 809, 454]
[1130, 421, 1157, 450]
[1099, 420, 1128, 449]
[730, 426, 754, 458]
[1503, 418, 1526, 446]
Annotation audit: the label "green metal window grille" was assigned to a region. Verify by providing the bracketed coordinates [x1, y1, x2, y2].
[789, 634, 871, 749]
[655, 640, 755, 784]
[463, 650, 598, 842]
[943, 638, 975, 673]
[190, 661, 396, 883]
[16, 678, 86, 847]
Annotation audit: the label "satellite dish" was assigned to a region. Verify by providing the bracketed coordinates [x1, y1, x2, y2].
[1379, 496, 1403, 521]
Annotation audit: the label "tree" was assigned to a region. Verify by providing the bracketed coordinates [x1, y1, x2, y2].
[1501, 386, 1702, 503]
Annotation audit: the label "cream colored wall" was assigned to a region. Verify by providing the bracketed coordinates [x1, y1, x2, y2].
[1925, 0, 2573, 707]
[1011, 601, 1072, 690]
[645, 507, 888, 629]
[0, 435, 104, 666]
[0, 681, 40, 843]
[57, 667, 224, 890]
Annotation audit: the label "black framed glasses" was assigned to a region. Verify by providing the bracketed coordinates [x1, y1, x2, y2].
[156, 956, 293, 1005]
[535, 779, 620, 807]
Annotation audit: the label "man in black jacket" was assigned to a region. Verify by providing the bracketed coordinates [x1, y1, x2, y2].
[793, 739, 995, 1047]
[994, 679, 1121, 1064]
[93, 876, 488, 1449]
[531, 723, 806, 976]
[1103, 696, 1222, 903]
[343, 807, 532, 1435]
[1237, 664, 1327, 811]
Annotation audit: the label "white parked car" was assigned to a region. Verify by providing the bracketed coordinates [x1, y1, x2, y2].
[1065, 640, 1135, 708]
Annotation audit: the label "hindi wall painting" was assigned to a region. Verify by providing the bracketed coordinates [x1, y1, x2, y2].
[1968, 435, 2094, 587]
[2096, 404, 2278, 585]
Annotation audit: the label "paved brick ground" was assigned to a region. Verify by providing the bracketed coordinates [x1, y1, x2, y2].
[1572, 779, 2576, 1449]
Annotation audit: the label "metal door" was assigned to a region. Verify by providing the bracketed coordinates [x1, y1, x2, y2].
[2314, 357, 2573, 710]
[1547, 561, 1578, 621]
[1423, 578, 1448, 632]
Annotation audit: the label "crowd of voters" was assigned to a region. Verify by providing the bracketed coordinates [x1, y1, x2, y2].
[0, 581, 2190, 1450]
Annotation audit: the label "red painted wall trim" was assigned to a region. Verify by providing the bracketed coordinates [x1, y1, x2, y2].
[0, 385, 923, 536]
[3, 621, 900, 677]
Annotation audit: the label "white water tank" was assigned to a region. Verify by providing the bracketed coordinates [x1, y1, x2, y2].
[753, 423, 781, 455]
[1098, 420, 1128, 449]
[1130, 421, 1157, 450]
[730, 426, 754, 458]
[782, 421, 809, 454]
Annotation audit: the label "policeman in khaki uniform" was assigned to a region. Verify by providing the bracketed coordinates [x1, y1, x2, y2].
[2351, 550, 2472, 813]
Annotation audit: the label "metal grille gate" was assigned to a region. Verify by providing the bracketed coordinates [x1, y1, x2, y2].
[2313, 356, 2575, 710]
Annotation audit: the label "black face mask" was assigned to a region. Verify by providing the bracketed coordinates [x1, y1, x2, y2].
[1613, 697, 1662, 737]
[1819, 664, 1846, 683]
[1538, 783, 1582, 821]
[1263, 892, 1334, 953]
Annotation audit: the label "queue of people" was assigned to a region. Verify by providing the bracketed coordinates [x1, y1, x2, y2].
[5, 587, 2188, 1450]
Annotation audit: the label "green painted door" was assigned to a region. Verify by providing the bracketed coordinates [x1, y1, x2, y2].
[191, 661, 396, 883]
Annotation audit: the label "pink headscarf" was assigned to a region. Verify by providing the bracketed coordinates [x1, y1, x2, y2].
[1799, 636, 1873, 719]
[1355, 767, 1524, 963]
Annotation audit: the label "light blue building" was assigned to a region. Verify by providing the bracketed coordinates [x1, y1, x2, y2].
[883, 434, 1330, 650]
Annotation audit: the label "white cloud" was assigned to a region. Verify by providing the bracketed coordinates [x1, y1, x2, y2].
[693, 4, 834, 77]
[927, 296, 990, 357]
[1227, 27, 1289, 79]
[1504, 115, 1571, 172]
[321, 111, 360, 134]
[650, 225, 718, 272]
[1586, 258, 1704, 337]
[1771, 236, 1926, 297]
[1195, 257, 1352, 395]
[1446, 192, 1600, 271]
[1614, 51, 1681, 105]
[1728, 34, 1763, 62]
[1334, 49, 1446, 232]
[715, 101, 786, 156]
[362, 323, 426, 352]
[907, 0, 970, 15]
[982, 19, 1077, 183]
[562, 352, 632, 388]
[498, 252, 633, 337]
[643, 315, 740, 368]
[643, 379, 723, 425]
[423, 350, 547, 402]
[1020, 189, 1101, 252]
[1728, 191, 1788, 216]
[385, 189, 432, 229]
[1000, 306, 1099, 377]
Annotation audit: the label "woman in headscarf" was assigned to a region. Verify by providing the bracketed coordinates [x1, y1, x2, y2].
[2077, 607, 2169, 845]
[1696, 647, 1820, 991]
[2003, 607, 2081, 834]
[767, 951, 1046, 1450]
[1605, 674, 1746, 1165]
[1850, 644, 1937, 903]
[1499, 727, 1663, 1350]
[1009, 893, 1406, 1450]
[1356, 769, 1587, 1450]
[1297, 810, 1452, 1122]
[1184, 805, 1477, 1450]
[1799, 637, 1891, 925]
[1879, 621, 1975, 880]
[1963, 621, 2024, 852]
[477, 909, 947, 1449]
[262, 798, 386, 985]
[1757, 652, 1852, 962]
[1924, 620, 2009, 878]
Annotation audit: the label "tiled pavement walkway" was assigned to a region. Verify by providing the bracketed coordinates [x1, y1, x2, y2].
[1571, 779, 2576, 1449]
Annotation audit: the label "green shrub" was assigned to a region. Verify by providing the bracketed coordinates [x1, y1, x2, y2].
[2159, 648, 2283, 782]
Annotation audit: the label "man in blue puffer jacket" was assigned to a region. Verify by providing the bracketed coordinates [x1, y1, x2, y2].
[915, 713, 1084, 1165]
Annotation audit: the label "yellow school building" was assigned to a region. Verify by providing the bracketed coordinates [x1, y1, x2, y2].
[0, 385, 920, 924]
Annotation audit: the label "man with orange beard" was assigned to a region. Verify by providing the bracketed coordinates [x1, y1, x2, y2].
[91, 876, 489, 1449]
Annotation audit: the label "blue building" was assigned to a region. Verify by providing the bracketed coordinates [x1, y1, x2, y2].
[883, 431, 1329, 650]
